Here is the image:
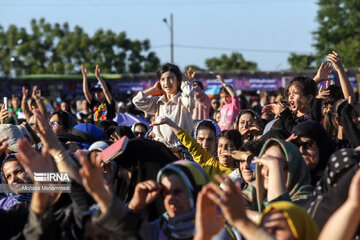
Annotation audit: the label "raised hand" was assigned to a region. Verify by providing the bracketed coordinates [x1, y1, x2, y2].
[285, 133, 298, 143]
[33, 109, 63, 153]
[32, 85, 41, 99]
[153, 81, 162, 92]
[216, 74, 226, 86]
[0, 137, 8, 155]
[16, 139, 55, 179]
[262, 102, 286, 117]
[205, 174, 246, 227]
[194, 187, 225, 240]
[128, 180, 161, 214]
[316, 85, 331, 99]
[253, 155, 285, 170]
[149, 116, 169, 127]
[231, 150, 252, 162]
[0, 104, 9, 124]
[81, 65, 87, 79]
[348, 96, 354, 106]
[22, 86, 29, 99]
[185, 67, 196, 82]
[327, 51, 343, 72]
[110, 132, 122, 143]
[242, 125, 262, 140]
[78, 150, 113, 213]
[95, 65, 102, 81]
[314, 62, 333, 83]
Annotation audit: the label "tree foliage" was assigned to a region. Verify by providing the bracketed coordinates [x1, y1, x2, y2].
[205, 52, 257, 71]
[287, 53, 316, 71]
[0, 18, 160, 76]
[288, 0, 360, 70]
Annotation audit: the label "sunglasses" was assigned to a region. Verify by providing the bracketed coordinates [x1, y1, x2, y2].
[50, 121, 59, 127]
[134, 131, 146, 137]
[294, 139, 314, 149]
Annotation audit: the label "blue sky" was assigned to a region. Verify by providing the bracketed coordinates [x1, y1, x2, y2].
[0, 0, 318, 71]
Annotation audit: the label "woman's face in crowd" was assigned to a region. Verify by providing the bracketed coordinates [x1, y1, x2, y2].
[262, 210, 296, 240]
[161, 174, 191, 218]
[160, 71, 179, 96]
[11, 97, 20, 108]
[220, 92, 231, 105]
[82, 100, 89, 111]
[49, 114, 68, 135]
[239, 152, 256, 183]
[295, 136, 319, 170]
[211, 99, 219, 110]
[214, 112, 221, 123]
[134, 125, 147, 138]
[217, 137, 236, 168]
[196, 129, 216, 154]
[60, 102, 68, 112]
[261, 145, 287, 190]
[3, 161, 29, 185]
[238, 113, 255, 136]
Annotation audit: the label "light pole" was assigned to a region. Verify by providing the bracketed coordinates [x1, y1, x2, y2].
[162, 13, 174, 64]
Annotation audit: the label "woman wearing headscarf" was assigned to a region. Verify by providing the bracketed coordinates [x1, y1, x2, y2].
[307, 148, 360, 234]
[193, 119, 221, 156]
[83, 160, 214, 240]
[144, 160, 209, 239]
[153, 117, 242, 181]
[49, 111, 78, 137]
[195, 174, 319, 240]
[318, 169, 360, 240]
[113, 138, 177, 221]
[290, 120, 335, 186]
[242, 138, 314, 213]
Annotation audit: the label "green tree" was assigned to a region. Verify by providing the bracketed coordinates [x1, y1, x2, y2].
[287, 53, 316, 70]
[288, 0, 360, 70]
[205, 52, 257, 71]
[0, 18, 160, 76]
[183, 65, 205, 72]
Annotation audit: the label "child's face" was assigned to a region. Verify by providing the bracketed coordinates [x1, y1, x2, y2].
[287, 85, 310, 113]
[215, 112, 221, 123]
[160, 71, 179, 96]
[95, 90, 105, 102]
[220, 92, 231, 105]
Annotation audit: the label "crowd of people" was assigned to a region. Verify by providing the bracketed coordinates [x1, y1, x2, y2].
[0, 50, 360, 240]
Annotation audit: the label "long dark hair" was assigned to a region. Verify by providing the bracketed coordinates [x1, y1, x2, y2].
[323, 99, 347, 140]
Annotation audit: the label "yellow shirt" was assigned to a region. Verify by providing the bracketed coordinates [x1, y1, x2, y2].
[176, 129, 235, 181]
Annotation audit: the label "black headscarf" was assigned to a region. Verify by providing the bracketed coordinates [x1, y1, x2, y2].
[291, 121, 335, 186]
[113, 138, 177, 221]
[50, 111, 77, 131]
[315, 148, 360, 195]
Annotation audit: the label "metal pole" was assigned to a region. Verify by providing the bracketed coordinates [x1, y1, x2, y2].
[170, 13, 174, 64]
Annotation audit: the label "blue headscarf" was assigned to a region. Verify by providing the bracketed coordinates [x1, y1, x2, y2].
[193, 119, 221, 140]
